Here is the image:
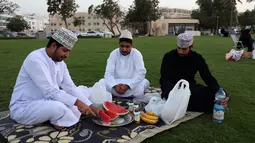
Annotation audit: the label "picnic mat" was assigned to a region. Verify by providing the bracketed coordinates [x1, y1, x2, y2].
[0, 88, 203, 143]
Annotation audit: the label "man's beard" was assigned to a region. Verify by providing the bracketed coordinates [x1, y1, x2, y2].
[52, 49, 64, 62]
[179, 54, 188, 57]
[121, 51, 130, 56]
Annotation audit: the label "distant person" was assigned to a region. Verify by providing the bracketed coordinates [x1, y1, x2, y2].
[221, 27, 229, 37]
[159, 33, 230, 113]
[218, 27, 222, 36]
[98, 30, 150, 98]
[238, 27, 254, 52]
[9, 28, 101, 130]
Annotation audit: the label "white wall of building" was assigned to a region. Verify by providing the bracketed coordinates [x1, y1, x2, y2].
[22, 13, 49, 32]
[0, 11, 15, 30]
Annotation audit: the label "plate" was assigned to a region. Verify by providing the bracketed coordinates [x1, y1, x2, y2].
[92, 113, 134, 127]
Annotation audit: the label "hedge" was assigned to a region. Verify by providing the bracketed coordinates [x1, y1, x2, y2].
[0, 37, 36, 40]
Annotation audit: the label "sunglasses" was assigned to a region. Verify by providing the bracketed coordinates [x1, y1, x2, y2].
[120, 45, 131, 48]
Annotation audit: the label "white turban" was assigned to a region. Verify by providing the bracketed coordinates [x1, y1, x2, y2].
[177, 33, 193, 48]
[52, 27, 78, 50]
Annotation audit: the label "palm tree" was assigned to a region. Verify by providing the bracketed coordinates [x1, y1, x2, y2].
[222, 0, 242, 30]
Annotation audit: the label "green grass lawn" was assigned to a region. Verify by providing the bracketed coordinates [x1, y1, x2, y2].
[0, 36, 254, 142]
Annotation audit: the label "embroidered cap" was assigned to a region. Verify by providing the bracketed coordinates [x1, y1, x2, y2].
[177, 33, 193, 48]
[52, 27, 78, 50]
[120, 30, 132, 40]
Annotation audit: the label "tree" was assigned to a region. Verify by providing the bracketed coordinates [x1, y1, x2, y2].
[0, 0, 19, 14]
[47, 0, 79, 29]
[238, 10, 255, 26]
[191, 0, 215, 30]
[125, 0, 161, 35]
[6, 15, 30, 32]
[222, 0, 241, 29]
[88, 0, 123, 36]
[73, 17, 85, 29]
[191, 0, 239, 31]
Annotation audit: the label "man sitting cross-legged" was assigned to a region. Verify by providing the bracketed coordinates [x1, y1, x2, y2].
[9, 28, 101, 130]
[98, 30, 150, 98]
[159, 33, 230, 113]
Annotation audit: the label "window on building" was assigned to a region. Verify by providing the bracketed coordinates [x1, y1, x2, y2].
[54, 23, 56, 26]
[32, 22, 35, 25]
[93, 22, 96, 25]
[88, 29, 91, 31]
[68, 23, 71, 26]
[97, 23, 99, 25]
[93, 16, 97, 19]
[59, 23, 62, 26]
[88, 16, 91, 19]
[88, 23, 91, 26]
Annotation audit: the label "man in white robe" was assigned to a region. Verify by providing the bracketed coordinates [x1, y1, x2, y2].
[98, 30, 150, 98]
[9, 28, 100, 129]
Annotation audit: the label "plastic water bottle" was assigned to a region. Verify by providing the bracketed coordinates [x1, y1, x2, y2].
[213, 87, 226, 123]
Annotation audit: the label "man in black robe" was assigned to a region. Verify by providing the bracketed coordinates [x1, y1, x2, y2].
[159, 33, 230, 113]
[238, 28, 254, 52]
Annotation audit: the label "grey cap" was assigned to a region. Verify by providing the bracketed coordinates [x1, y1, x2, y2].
[52, 27, 78, 50]
[177, 33, 193, 48]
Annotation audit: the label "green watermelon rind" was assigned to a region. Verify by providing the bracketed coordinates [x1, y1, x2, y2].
[103, 101, 129, 116]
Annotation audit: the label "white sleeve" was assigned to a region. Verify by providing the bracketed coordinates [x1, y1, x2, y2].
[60, 63, 92, 106]
[127, 51, 146, 89]
[23, 58, 77, 107]
[104, 51, 118, 88]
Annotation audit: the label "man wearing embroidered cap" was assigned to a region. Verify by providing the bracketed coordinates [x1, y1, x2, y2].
[98, 30, 150, 98]
[9, 28, 101, 129]
[159, 33, 230, 113]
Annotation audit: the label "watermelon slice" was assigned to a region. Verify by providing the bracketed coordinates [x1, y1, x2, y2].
[103, 101, 129, 116]
[105, 110, 118, 121]
[99, 110, 110, 125]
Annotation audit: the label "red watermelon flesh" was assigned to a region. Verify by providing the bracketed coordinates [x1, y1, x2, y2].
[103, 101, 129, 115]
[105, 110, 118, 121]
[99, 111, 110, 125]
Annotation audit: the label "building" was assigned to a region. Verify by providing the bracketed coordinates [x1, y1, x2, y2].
[151, 19, 200, 36]
[47, 12, 119, 34]
[0, 11, 15, 30]
[22, 13, 49, 32]
[160, 7, 192, 19]
[22, 13, 37, 32]
[36, 15, 49, 31]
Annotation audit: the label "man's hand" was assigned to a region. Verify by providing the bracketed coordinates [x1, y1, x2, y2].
[75, 99, 96, 116]
[120, 84, 130, 93]
[221, 95, 230, 109]
[90, 106, 103, 116]
[114, 84, 125, 94]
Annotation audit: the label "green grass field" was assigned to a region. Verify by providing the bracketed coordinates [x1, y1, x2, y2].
[0, 36, 254, 142]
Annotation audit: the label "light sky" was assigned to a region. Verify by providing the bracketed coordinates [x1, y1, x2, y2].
[11, 0, 255, 16]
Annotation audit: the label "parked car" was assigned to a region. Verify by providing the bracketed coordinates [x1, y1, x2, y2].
[84, 31, 104, 37]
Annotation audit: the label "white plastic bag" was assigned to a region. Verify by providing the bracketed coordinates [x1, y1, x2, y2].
[160, 79, 191, 125]
[133, 92, 161, 103]
[89, 82, 112, 107]
[226, 49, 244, 61]
[144, 96, 166, 116]
[252, 49, 255, 60]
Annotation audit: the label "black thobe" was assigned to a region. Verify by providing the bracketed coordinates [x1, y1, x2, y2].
[238, 28, 254, 52]
[160, 49, 220, 113]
